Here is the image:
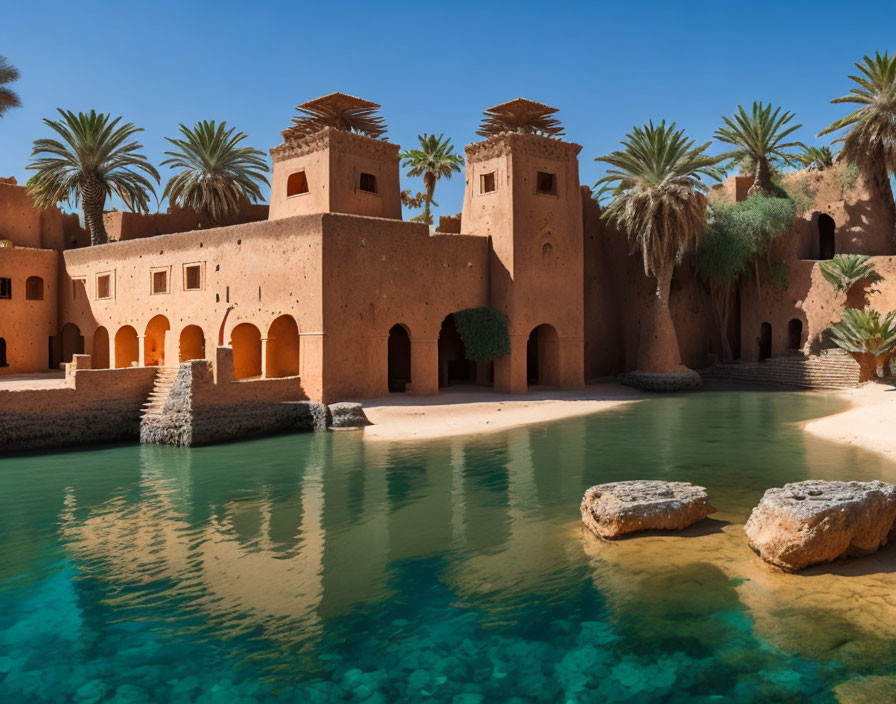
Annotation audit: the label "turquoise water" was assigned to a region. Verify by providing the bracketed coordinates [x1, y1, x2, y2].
[2, 387, 896, 703]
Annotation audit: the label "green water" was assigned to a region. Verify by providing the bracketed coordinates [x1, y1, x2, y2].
[1, 386, 895, 703]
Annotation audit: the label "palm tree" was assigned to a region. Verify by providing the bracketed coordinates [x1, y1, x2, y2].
[0, 56, 21, 118]
[27, 110, 159, 245]
[597, 121, 724, 374]
[714, 102, 805, 195]
[819, 52, 896, 236]
[819, 253, 879, 293]
[800, 146, 834, 171]
[162, 120, 269, 226]
[828, 307, 896, 378]
[399, 133, 463, 225]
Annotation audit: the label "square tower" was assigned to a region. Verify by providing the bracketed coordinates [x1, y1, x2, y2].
[268, 93, 402, 221]
[461, 99, 584, 392]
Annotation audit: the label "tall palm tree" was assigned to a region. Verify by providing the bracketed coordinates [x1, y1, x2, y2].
[399, 133, 463, 225]
[714, 102, 805, 195]
[819, 51, 896, 236]
[27, 109, 159, 245]
[162, 120, 269, 226]
[0, 56, 21, 118]
[597, 121, 724, 374]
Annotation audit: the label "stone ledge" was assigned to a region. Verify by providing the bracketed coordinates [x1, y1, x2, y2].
[620, 370, 703, 393]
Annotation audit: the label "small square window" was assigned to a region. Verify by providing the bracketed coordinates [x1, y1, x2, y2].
[0, 277, 10, 299]
[287, 171, 309, 196]
[536, 171, 557, 195]
[359, 172, 378, 193]
[96, 274, 111, 300]
[152, 269, 169, 295]
[480, 172, 496, 194]
[184, 264, 202, 291]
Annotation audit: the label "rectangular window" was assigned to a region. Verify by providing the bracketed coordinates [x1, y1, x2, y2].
[359, 172, 378, 193]
[536, 171, 557, 196]
[480, 172, 496, 194]
[96, 273, 112, 300]
[152, 269, 169, 295]
[0, 277, 10, 299]
[184, 264, 202, 291]
[287, 171, 309, 196]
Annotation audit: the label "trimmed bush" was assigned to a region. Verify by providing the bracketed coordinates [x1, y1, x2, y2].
[452, 307, 511, 361]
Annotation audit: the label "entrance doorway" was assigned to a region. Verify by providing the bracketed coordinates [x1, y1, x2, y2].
[759, 322, 772, 361]
[819, 214, 835, 260]
[387, 324, 411, 392]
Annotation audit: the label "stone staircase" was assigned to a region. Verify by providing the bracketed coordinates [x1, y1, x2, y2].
[700, 349, 861, 389]
[140, 367, 179, 424]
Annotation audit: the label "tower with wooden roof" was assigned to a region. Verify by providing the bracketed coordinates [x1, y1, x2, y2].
[268, 93, 401, 221]
[461, 98, 585, 393]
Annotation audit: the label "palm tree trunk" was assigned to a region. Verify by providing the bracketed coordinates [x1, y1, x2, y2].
[82, 175, 108, 246]
[748, 158, 772, 196]
[868, 156, 896, 242]
[423, 174, 436, 225]
[637, 259, 684, 372]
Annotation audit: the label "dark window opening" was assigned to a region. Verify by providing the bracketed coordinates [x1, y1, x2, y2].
[0, 277, 11, 299]
[96, 274, 111, 299]
[359, 172, 378, 193]
[536, 171, 557, 195]
[480, 172, 496, 194]
[819, 213, 836, 260]
[388, 324, 411, 392]
[152, 270, 168, 294]
[26, 276, 44, 300]
[0, 337, 6, 367]
[788, 319, 803, 351]
[287, 171, 309, 196]
[185, 265, 201, 290]
[759, 322, 772, 361]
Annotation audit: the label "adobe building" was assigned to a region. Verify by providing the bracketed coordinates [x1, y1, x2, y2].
[1, 95, 590, 411]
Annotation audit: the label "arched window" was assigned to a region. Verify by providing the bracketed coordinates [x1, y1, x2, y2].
[25, 276, 44, 300]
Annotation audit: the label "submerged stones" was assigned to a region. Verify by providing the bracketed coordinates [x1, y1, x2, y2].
[619, 369, 703, 393]
[744, 480, 896, 572]
[580, 480, 716, 539]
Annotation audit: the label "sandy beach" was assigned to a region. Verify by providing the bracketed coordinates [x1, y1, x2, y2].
[804, 383, 896, 461]
[362, 383, 648, 441]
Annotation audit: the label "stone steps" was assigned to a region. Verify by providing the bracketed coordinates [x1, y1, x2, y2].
[700, 350, 860, 389]
[141, 368, 179, 420]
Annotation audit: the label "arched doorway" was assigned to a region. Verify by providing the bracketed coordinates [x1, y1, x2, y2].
[388, 324, 411, 392]
[60, 323, 84, 364]
[231, 323, 262, 380]
[527, 323, 560, 386]
[819, 214, 835, 260]
[788, 318, 803, 351]
[144, 315, 170, 366]
[93, 327, 110, 369]
[115, 326, 139, 368]
[0, 337, 7, 367]
[438, 314, 475, 387]
[266, 315, 300, 378]
[759, 322, 772, 361]
[179, 325, 206, 362]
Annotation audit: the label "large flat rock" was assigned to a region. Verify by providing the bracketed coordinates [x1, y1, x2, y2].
[580, 480, 715, 539]
[744, 480, 896, 571]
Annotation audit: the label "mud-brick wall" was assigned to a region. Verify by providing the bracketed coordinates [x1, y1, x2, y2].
[0, 366, 156, 451]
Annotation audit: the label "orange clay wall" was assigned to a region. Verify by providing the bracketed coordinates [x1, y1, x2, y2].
[59, 215, 325, 398]
[0, 246, 58, 375]
[319, 214, 490, 400]
[103, 202, 268, 242]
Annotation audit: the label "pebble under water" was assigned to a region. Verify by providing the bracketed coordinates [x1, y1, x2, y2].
[2, 386, 896, 703]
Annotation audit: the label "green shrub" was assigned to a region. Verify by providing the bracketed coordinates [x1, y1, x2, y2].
[771, 260, 789, 293]
[819, 253, 879, 293]
[828, 307, 896, 358]
[839, 163, 859, 194]
[452, 307, 511, 361]
[783, 176, 816, 215]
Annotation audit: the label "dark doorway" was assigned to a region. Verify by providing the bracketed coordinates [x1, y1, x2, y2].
[788, 318, 803, 351]
[438, 315, 475, 387]
[0, 337, 7, 367]
[388, 324, 411, 392]
[759, 322, 772, 361]
[527, 323, 560, 385]
[819, 214, 835, 260]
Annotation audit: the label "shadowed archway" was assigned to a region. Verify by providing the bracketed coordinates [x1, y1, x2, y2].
[438, 314, 475, 387]
[266, 315, 300, 378]
[819, 214, 835, 260]
[388, 324, 411, 392]
[527, 323, 560, 386]
[179, 325, 206, 362]
[93, 327, 110, 369]
[60, 323, 84, 364]
[115, 326, 139, 368]
[144, 315, 170, 366]
[788, 318, 803, 352]
[759, 322, 772, 361]
[231, 323, 262, 380]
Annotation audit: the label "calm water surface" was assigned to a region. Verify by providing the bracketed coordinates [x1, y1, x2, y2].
[2, 387, 895, 703]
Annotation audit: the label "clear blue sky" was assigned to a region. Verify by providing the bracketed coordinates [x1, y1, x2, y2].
[1, 0, 893, 220]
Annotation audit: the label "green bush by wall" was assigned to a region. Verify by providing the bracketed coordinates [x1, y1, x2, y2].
[452, 307, 511, 361]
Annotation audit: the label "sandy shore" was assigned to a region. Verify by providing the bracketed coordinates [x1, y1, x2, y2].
[362, 383, 647, 441]
[804, 383, 896, 461]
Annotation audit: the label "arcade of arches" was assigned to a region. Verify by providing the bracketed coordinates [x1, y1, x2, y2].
[180, 325, 205, 363]
[145, 316, 170, 367]
[266, 316, 300, 378]
[115, 326, 139, 368]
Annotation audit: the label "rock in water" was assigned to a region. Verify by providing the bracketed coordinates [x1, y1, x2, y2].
[744, 480, 896, 571]
[580, 480, 715, 539]
[328, 402, 371, 429]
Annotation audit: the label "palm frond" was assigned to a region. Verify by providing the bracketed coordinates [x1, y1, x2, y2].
[0, 56, 21, 117]
[286, 93, 386, 139]
[828, 307, 896, 356]
[818, 253, 879, 293]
